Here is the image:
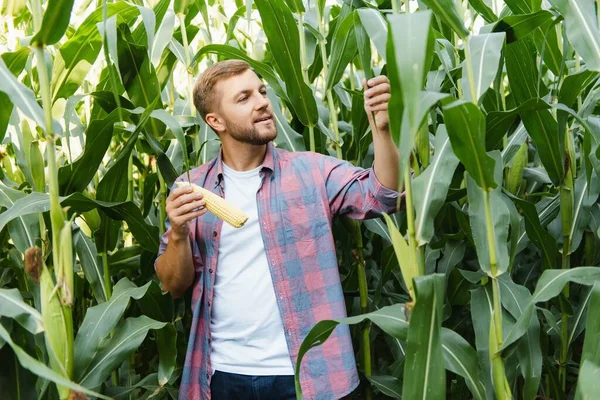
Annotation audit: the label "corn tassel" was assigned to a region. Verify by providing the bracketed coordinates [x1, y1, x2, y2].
[175, 181, 249, 228]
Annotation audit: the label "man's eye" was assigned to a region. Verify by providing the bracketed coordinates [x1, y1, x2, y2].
[260, 90, 267, 96]
[238, 96, 248, 102]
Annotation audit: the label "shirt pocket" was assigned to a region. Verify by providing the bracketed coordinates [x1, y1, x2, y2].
[281, 186, 329, 242]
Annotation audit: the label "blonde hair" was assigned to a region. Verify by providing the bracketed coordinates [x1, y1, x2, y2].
[192, 60, 252, 121]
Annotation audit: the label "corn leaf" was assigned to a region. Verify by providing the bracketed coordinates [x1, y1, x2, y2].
[0, 184, 40, 253]
[0, 324, 110, 399]
[254, 0, 319, 127]
[468, 0, 498, 23]
[326, 11, 357, 91]
[501, 267, 600, 351]
[575, 360, 600, 400]
[402, 274, 446, 400]
[492, 10, 554, 42]
[466, 151, 510, 276]
[413, 125, 460, 246]
[470, 285, 495, 395]
[52, 3, 139, 101]
[0, 288, 44, 334]
[357, 8, 388, 62]
[498, 276, 542, 399]
[443, 100, 497, 190]
[73, 278, 154, 380]
[575, 283, 600, 399]
[383, 212, 418, 298]
[367, 376, 402, 399]
[421, 0, 469, 39]
[294, 304, 409, 398]
[548, 0, 600, 72]
[0, 192, 158, 252]
[74, 230, 108, 304]
[441, 328, 487, 400]
[78, 315, 167, 388]
[31, 0, 75, 46]
[462, 33, 505, 104]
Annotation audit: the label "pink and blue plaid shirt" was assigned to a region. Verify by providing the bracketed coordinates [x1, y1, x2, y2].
[156, 142, 401, 399]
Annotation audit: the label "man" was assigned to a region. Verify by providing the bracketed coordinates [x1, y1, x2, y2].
[155, 60, 402, 400]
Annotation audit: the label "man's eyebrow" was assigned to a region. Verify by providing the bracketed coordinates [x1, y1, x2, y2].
[232, 84, 267, 99]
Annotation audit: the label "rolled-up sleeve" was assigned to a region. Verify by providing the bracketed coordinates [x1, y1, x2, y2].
[321, 155, 404, 219]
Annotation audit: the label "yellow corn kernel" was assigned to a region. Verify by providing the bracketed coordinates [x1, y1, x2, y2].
[175, 181, 249, 228]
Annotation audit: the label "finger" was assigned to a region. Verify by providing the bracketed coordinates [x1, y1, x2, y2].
[170, 191, 203, 210]
[366, 103, 389, 112]
[365, 83, 390, 98]
[366, 93, 391, 107]
[168, 185, 194, 202]
[174, 208, 207, 225]
[174, 199, 206, 216]
[366, 75, 389, 87]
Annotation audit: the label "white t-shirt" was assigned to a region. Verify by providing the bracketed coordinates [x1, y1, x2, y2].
[210, 162, 294, 376]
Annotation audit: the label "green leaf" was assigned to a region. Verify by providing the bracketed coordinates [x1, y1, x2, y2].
[283, 0, 304, 13]
[31, 0, 75, 45]
[421, 0, 469, 38]
[267, 89, 305, 152]
[443, 100, 497, 190]
[97, 134, 137, 203]
[254, 0, 319, 127]
[413, 125, 460, 246]
[492, 10, 554, 42]
[559, 69, 600, 109]
[569, 168, 600, 253]
[73, 230, 108, 304]
[78, 315, 167, 388]
[505, 37, 549, 103]
[441, 328, 487, 400]
[52, 2, 139, 101]
[470, 285, 495, 395]
[498, 277, 542, 399]
[151, 10, 175, 66]
[357, 8, 388, 62]
[548, 0, 600, 71]
[576, 360, 600, 400]
[462, 33, 506, 103]
[466, 151, 510, 277]
[501, 267, 600, 351]
[402, 274, 446, 400]
[192, 44, 289, 106]
[367, 376, 402, 399]
[58, 108, 127, 195]
[507, 192, 559, 271]
[73, 278, 154, 380]
[468, 0, 498, 23]
[0, 57, 47, 131]
[0, 184, 40, 253]
[388, 11, 432, 137]
[0, 191, 158, 252]
[294, 304, 408, 398]
[383, 213, 419, 298]
[575, 283, 600, 400]
[326, 11, 357, 91]
[0, 288, 44, 334]
[0, 324, 110, 400]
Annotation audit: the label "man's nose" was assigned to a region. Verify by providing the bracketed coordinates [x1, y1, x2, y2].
[256, 94, 270, 110]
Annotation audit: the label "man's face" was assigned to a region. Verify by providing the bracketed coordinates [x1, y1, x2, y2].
[210, 69, 277, 146]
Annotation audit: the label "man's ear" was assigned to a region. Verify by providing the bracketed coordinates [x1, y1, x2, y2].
[206, 113, 225, 133]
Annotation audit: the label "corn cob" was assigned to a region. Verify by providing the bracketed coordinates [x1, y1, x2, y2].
[175, 181, 249, 228]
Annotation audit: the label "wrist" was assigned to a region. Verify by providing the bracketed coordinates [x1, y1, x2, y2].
[169, 229, 189, 243]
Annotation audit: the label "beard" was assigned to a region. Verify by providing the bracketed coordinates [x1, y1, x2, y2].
[224, 118, 277, 146]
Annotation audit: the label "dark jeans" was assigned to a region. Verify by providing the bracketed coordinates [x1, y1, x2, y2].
[210, 370, 297, 400]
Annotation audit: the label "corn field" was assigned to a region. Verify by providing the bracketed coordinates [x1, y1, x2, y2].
[1, 0, 600, 398]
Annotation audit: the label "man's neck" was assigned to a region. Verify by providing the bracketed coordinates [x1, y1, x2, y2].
[221, 141, 267, 172]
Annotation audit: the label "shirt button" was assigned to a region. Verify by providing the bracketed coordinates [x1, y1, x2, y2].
[209, 269, 213, 273]
[212, 231, 217, 237]
[206, 373, 210, 379]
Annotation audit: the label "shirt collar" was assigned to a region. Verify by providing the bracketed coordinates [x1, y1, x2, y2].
[215, 141, 276, 187]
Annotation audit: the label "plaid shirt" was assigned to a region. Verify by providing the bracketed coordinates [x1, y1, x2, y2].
[156, 142, 401, 399]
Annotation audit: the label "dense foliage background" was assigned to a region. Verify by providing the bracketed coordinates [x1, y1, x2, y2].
[1, 0, 600, 399]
